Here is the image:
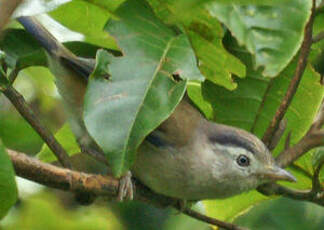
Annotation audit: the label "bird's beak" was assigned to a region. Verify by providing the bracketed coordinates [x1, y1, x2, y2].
[263, 165, 297, 182]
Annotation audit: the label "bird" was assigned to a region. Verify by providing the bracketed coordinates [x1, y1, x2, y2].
[17, 16, 296, 201]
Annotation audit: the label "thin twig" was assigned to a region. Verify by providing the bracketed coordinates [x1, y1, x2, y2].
[2, 85, 72, 168]
[8, 149, 244, 230]
[0, 0, 23, 33]
[258, 183, 323, 206]
[262, 0, 316, 146]
[268, 119, 287, 151]
[312, 31, 324, 43]
[275, 130, 324, 168]
[181, 208, 246, 230]
[276, 99, 324, 167]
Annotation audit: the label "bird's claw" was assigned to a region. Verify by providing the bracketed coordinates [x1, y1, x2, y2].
[117, 171, 134, 201]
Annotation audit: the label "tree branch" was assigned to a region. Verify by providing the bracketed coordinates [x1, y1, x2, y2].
[262, 0, 316, 146]
[276, 99, 324, 167]
[8, 149, 245, 230]
[2, 85, 72, 168]
[258, 183, 323, 206]
[0, 0, 23, 33]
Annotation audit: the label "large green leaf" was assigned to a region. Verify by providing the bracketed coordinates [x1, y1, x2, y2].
[208, 0, 312, 77]
[84, 0, 203, 177]
[0, 140, 18, 219]
[188, 36, 324, 221]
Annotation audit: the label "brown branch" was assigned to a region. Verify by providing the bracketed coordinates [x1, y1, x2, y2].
[8, 149, 118, 195]
[0, 0, 23, 33]
[275, 130, 324, 168]
[276, 99, 324, 167]
[8, 149, 245, 230]
[262, 0, 316, 146]
[2, 85, 72, 168]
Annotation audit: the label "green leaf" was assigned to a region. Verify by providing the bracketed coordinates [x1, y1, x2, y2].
[187, 81, 213, 120]
[84, 0, 203, 177]
[0, 140, 18, 219]
[49, 0, 118, 49]
[37, 123, 80, 162]
[312, 147, 324, 183]
[2, 192, 124, 230]
[208, 0, 312, 77]
[186, 13, 246, 89]
[0, 29, 47, 70]
[147, 1, 246, 89]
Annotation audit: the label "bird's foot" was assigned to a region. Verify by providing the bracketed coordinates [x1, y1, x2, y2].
[117, 171, 134, 201]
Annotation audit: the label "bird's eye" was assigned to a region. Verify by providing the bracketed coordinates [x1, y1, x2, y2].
[236, 154, 250, 167]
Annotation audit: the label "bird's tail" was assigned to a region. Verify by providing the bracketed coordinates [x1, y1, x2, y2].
[17, 16, 94, 79]
[17, 16, 68, 55]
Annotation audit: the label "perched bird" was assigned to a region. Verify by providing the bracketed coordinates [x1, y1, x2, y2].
[17, 16, 295, 201]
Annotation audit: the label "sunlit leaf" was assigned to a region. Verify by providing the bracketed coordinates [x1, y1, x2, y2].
[208, 0, 312, 77]
[37, 123, 80, 162]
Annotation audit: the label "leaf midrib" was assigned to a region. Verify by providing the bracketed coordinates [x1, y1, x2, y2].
[116, 35, 177, 176]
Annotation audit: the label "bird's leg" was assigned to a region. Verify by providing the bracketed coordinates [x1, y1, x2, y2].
[117, 171, 134, 201]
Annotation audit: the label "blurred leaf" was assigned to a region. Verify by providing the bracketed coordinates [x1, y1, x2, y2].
[0, 105, 44, 153]
[0, 140, 17, 220]
[235, 197, 324, 229]
[163, 202, 210, 230]
[0, 29, 47, 70]
[37, 123, 80, 162]
[84, 0, 203, 177]
[13, 0, 71, 18]
[2, 192, 124, 230]
[208, 0, 312, 77]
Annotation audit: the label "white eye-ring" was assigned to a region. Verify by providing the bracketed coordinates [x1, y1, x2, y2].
[236, 154, 250, 167]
